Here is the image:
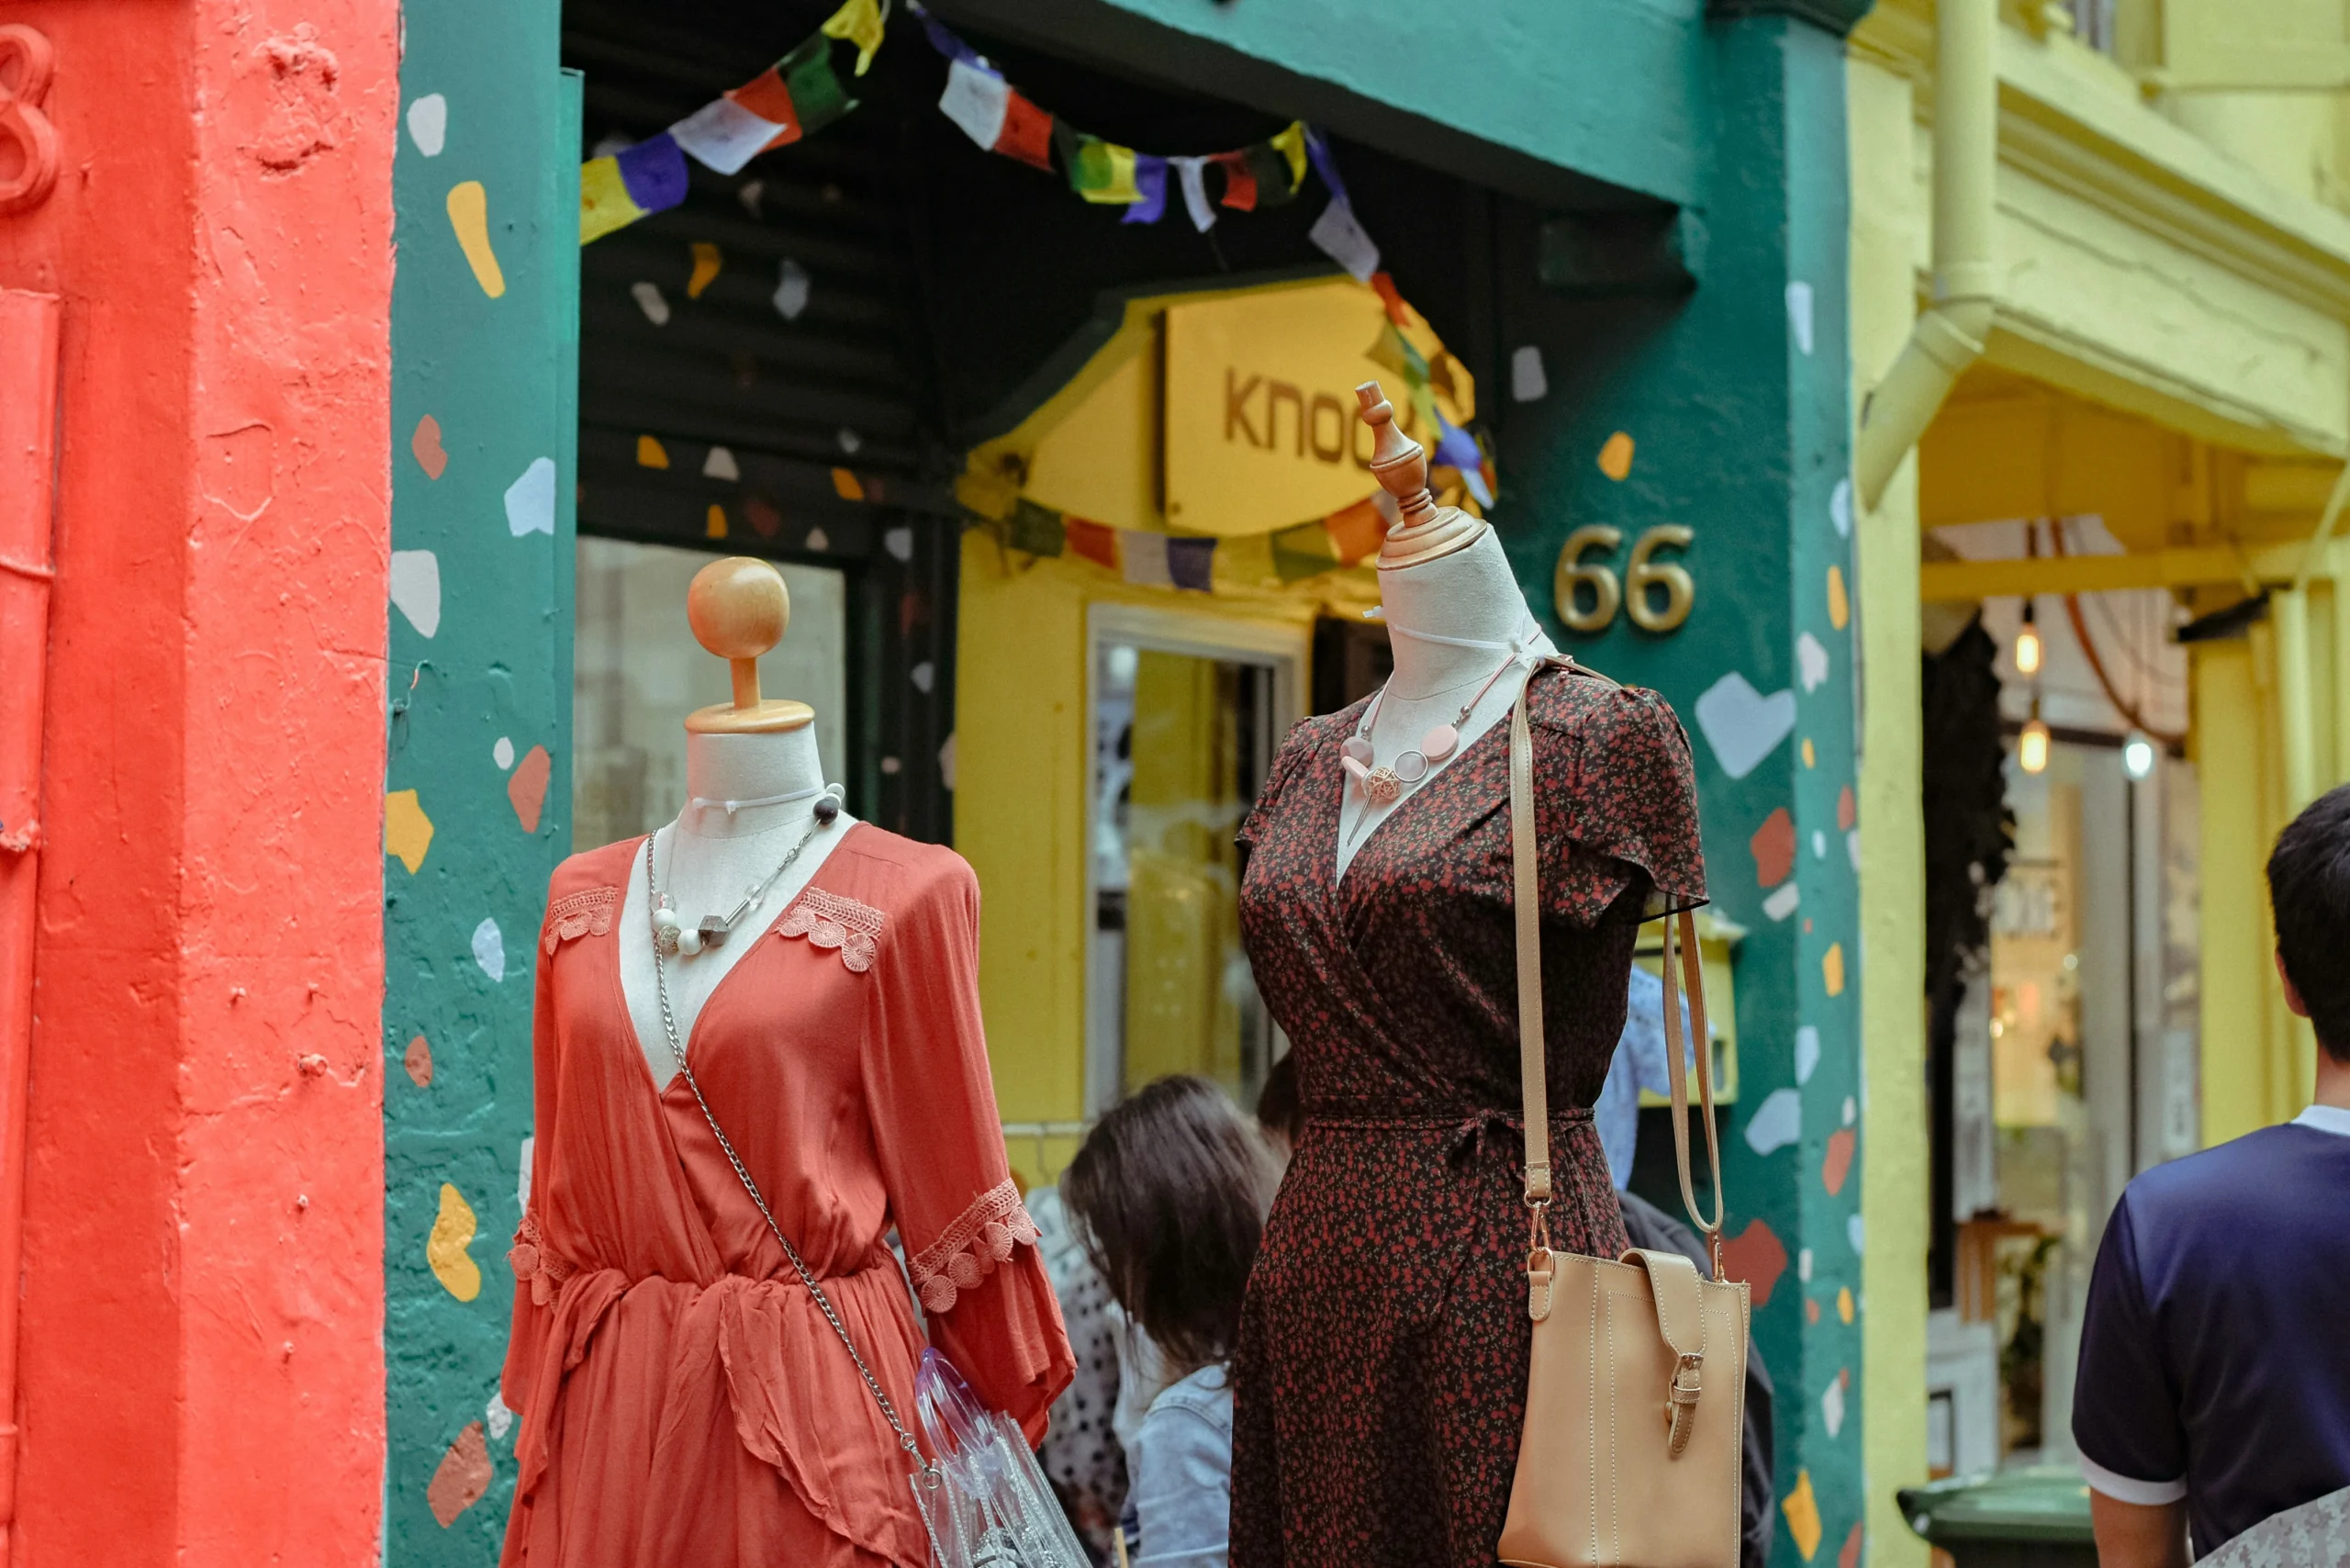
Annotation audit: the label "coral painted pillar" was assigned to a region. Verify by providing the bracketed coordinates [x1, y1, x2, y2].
[0, 1, 398, 1562]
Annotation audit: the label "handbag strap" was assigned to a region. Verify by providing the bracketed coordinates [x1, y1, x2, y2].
[1509, 673, 1726, 1282]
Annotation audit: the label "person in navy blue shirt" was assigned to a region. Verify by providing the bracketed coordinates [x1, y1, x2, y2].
[2074, 783, 2350, 1564]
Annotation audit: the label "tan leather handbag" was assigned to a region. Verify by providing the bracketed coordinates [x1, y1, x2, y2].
[1497, 674, 1749, 1568]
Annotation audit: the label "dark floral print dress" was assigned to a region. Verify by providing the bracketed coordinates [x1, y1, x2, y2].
[1230, 662, 1707, 1568]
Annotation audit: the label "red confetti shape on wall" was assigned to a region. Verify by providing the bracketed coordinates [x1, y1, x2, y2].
[404, 1034, 432, 1088]
[509, 745, 552, 834]
[1719, 1217, 1788, 1308]
[1822, 1127, 1855, 1196]
[744, 495, 782, 537]
[410, 414, 448, 479]
[1839, 1522, 1863, 1568]
[1837, 784, 1856, 832]
[1751, 808, 1796, 889]
[426, 1421, 491, 1526]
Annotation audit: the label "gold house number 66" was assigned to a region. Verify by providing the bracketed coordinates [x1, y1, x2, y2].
[1553, 524, 1695, 634]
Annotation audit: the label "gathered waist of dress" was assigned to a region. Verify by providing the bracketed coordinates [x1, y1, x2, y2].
[509, 1212, 906, 1305]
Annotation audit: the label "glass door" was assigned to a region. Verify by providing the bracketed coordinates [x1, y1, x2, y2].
[1086, 605, 1304, 1115]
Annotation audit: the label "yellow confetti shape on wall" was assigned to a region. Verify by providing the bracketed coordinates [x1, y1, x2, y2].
[1838, 1286, 1855, 1324]
[1801, 738, 1816, 769]
[1826, 564, 1849, 630]
[384, 790, 434, 874]
[1784, 1469, 1823, 1562]
[832, 465, 865, 501]
[636, 434, 669, 469]
[705, 504, 728, 539]
[428, 1182, 482, 1302]
[687, 241, 722, 299]
[1596, 431, 1635, 481]
[1823, 942, 1846, 997]
[445, 181, 507, 299]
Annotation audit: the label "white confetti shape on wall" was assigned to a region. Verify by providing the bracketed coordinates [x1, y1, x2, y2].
[1510, 345, 1549, 403]
[504, 457, 555, 537]
[1693, 672, 1796, 780]
[1830, 477, 1852, 539]
[485, 1393, 515, 1442]
[1848, 1213, 1865, 1255]
[1796, 631, 1830, 693]
[1821, 1377, 1845, 1439]
[1795, 1025, 1821, 1085]
[632, 282, 671, 326]
[884, 527, 914, 563]
[772, 259, 811, 320]
[389, 549, 442, 637]
[1763, 883, 1801, 923]
[494, 735, 514, 770]
[1785, 280, 1815, 355]
[702, 445, 740, 481]
[1744, 1087, 1802, 1155]
[473, 916, 505, 982]
[407, 94, 448, 157]
[518, 1134, 534, 1211]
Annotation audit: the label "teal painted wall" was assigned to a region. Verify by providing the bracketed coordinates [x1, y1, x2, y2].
[384, 0, 579, 1555]
[1492, 15, 1868, 1563]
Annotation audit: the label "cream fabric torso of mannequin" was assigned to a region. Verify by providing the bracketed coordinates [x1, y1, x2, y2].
[1335, 528, 1557, 884]
[617, 727, 859, 1085]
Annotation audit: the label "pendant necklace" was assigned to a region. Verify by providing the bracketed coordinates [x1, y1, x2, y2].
[1340, 643, 1539, 829]
[647, 785, 843, 958]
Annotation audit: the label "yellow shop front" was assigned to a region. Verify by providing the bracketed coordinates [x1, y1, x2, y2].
[948, 274, 1487, 1182]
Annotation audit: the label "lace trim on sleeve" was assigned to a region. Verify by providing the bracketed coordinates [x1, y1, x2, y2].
[909, 1179, 1042, 1316]
[542, 887, 618, 954]
[508, 1212, 576, 1307]
[777, 886, 885, 972]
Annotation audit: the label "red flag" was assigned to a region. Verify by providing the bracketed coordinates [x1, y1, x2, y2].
[1215, 151, 1257, 211]
[1064, 516, 1118, 569]
[1370, 270, 1410, 327]
[1324, 497, 1388, 564]
[998, 91, 1056, 170]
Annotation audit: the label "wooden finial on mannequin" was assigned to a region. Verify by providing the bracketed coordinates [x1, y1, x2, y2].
[684, 557, 815, 734]
[1359, 380, 1486, 571]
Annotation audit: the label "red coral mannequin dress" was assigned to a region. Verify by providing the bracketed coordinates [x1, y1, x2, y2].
[500, 824, 1074, 1566]
[1228, 664, 1707, 1568]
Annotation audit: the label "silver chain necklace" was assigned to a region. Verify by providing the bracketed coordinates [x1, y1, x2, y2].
[639, 831, 942, 1506]
[649, 818, 823, 958]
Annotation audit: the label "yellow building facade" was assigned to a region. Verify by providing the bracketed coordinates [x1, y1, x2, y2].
[1850, 0, 2350, 1555]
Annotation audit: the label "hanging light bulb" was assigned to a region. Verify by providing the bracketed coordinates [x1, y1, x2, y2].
[2014, 600, 2043, 677]
[2019, 700, 2052, 776]
[2122, 731, 2156, 781]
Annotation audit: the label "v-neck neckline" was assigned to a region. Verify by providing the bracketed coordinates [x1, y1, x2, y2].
[1331, 684, 1516, 899]
[610, 823, 869, 1101]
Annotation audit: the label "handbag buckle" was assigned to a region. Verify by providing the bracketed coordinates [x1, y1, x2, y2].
[1665, 1351, 1704, 1455]
[1526, 1245, 1556, 1324]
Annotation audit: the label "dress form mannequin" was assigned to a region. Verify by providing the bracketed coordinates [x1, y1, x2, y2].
[616, 557, 858, 1083]
[1336, 383, 1558, 881]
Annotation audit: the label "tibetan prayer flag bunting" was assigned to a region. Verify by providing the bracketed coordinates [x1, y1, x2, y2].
[1166, 537, 1216, 591]
[1270, 521, 1341, 583]
[1065, 516, 1118, 569]
[1008, 499, 1066, 557]
[581, 0, 878, 244]
[1324, 496, 1391, 563]
[1056, 125, 1143, 205]
[1124, 155, 1170, 225]
[937, 59, 1056, 171]
[669, 33, 856, 175]
[580, 133, 689, 242]
[820, 0, 887, 76]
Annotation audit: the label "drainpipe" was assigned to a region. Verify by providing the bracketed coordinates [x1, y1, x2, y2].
[1855, 0, 1998, 511]
[0, 289, 63, 1567]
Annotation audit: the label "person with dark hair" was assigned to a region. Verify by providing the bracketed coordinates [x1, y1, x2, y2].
[1064, 1077, 1280, 1568]
[2073, 783, 2350, 1565]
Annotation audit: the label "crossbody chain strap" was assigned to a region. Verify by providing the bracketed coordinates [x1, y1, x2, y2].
[641, 838, 940, 1491]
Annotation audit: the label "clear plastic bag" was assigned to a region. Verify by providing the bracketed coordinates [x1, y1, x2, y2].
[910, 1349, 1092, 1568]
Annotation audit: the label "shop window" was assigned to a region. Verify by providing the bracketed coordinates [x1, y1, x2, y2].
[1086, 607, 1302, 1114]
[573, 536, 848, 849]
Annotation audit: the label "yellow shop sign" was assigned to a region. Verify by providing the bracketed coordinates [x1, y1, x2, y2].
[1161, 278, 1472, 536]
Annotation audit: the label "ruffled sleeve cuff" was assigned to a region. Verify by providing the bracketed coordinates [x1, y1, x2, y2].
[910, 1182, 1073, 1443]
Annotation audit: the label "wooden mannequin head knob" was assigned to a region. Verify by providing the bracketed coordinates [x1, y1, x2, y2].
[1359, 379, 1488, 571]
[683, 557, 814, 734]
